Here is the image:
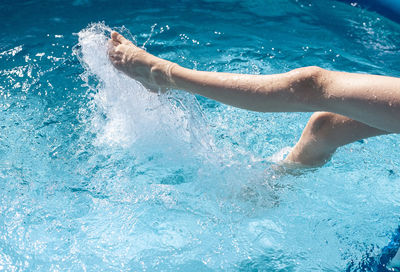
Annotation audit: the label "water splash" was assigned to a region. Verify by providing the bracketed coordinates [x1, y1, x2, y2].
[2, 1, 400, 269]
[74, 23, 213, 164]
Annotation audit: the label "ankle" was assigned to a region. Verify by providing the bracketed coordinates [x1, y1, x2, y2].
[164, 62, 178, 88]
[150, 61, 178, 89]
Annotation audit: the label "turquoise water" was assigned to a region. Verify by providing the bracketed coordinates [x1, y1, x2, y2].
[1, 0, 400, 271]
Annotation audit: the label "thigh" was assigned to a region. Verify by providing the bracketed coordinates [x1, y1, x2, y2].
[322, 70, 400, 133]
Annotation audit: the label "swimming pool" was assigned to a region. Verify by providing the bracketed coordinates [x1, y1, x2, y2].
[1, 0, 400, 270]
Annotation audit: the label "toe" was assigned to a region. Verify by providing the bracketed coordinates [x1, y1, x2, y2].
[111, 31, 121, 43]
[111, 31, 130, 45]
[108, 39, 119, 51]
[110, 39, 119, 47]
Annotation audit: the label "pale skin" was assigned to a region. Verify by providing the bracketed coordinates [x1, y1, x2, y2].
[108, 31, 400, 166]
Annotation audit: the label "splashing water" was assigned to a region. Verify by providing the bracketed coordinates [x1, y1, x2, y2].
[2, 0, 400, 269]
[68, 22, 400, 271]
[75, 23, 211, 160]
[73, 23, 274, 198]
[70, 23, 290, 270]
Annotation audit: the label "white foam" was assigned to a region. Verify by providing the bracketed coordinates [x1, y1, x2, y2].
[74, 23, 212, 160]
[267, 146, 293, 163]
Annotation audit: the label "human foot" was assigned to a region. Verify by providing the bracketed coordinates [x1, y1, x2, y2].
[108, 31, 176, 93]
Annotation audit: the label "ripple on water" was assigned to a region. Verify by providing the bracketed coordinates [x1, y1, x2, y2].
[1, 0, 400, 270]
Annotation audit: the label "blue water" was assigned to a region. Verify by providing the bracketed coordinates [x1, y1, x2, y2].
[1, 0, 400, 271]
[338, 0, 400, 23]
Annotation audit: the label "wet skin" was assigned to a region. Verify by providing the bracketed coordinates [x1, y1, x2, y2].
[108, 31, 399, 166]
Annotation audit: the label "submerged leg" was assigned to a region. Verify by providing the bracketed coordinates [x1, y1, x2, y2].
[285, 112, 389, 166]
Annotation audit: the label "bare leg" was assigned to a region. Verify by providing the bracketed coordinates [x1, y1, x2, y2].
[108, 32, 399, 165]
[285, 112, 389, 166]
[108, 32, 400, 133]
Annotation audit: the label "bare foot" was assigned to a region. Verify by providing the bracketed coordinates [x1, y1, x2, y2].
[108, 31, 176, 93]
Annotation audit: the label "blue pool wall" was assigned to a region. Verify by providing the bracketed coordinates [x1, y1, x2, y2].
[337, 0, 400, 23]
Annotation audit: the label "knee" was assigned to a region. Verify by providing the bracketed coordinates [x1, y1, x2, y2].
[290, 66, 326, 91]
[286, 66, 328, 108]
[305, 111, 336, 138]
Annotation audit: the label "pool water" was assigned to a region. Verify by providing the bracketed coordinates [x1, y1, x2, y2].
[1, 0, 400, 271]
